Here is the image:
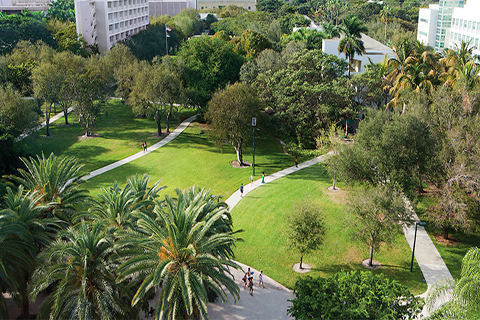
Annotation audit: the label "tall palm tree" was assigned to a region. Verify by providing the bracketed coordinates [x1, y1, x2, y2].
[380, 5, 392, 44]
[0, 186, 57, 319]
[116, 193, 241, 320]
[8, 153, 89, 223]
[31, 221, 134, 320]
[426, 247, 480, 318]
[338, 15, 368, 76]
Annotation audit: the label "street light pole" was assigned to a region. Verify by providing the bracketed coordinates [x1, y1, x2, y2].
[410, 221, 426, 272]
[252, 117, 256, 176]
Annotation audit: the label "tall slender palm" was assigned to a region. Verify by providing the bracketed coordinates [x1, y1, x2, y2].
[8, 153, 89, 223]
[0, 186, 57, 319]
[380, 5, 392, 44]
[31, 221, 134, 320]
[426, 247, 480, 318]
[338, 15, 368, 76]
[116, 193, 241, 320]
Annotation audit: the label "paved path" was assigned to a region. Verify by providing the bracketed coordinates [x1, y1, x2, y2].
[15, 106, 76, 142]
[84, 115, 197, 180]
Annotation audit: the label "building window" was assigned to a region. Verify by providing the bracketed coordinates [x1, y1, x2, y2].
[120, 22, 124, 27]
[440, 42, 444, 48]
[115, 23, 119, 29]
[420, 18, 428, 23]
[113, 1, 117, 7]
[109, 25, 113, 31]
[108, 2, 112, 8]
[468, 21, 472, 29]
[108, 13, 112, 20]
[116, 34, 119, 40]
[441, 29, 446, 34]
[119, 11, 123, 17]
[475, 38, 479, 47]
[478, 22, 480, 30]
[114, 12, 118, 18]
[419, 31, 427, 36]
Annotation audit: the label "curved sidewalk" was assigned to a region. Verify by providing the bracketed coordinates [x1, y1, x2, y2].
[84, 115, 197, 180]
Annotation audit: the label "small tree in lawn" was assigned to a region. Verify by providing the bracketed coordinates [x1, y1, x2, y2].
[348, 184, 413, 267]
[286, 200, 326, 269]
[322, 123, 343, 190]
[205, 82, 261, 165]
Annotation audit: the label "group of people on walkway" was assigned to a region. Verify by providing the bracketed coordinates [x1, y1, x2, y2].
[243, 267, 264, 296]
[239, 172, 266, 197]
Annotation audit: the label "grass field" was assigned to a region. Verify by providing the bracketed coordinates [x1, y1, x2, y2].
[20, 100, 197, 174]
[231, 163, 429, 295]
[415, 195, 480, 280]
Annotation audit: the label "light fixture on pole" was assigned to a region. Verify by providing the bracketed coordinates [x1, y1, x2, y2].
[252, 117, 256, 176]
[410, 221, 426, 272]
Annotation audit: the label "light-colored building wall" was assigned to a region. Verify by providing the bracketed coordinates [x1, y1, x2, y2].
[322, 33, 395, 75]
[75, 0, 149, 53]
[197, 0, 255, 11]
[149, 0, 195, 17]
[417, 4, 438, 48]
[0, 0, 50, 13]
[449, 0, 480, 55]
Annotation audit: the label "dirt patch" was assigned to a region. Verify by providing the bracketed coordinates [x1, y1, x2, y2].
[435, 233, 459, 246]
[326, 187, 348, 204]
[78, 133, 100, 139]
[150, 132, 170, 139]
[231, 160, 252, 168]
[362, 259, 381, 270]
[293, 263, 311, 273]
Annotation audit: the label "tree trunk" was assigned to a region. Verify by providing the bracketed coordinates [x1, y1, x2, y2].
[20, 283, 30, 320]
[369, 235, 374, 266]
[444, 225, 449, 240]
[333, 171, 336, 190]
[384, 23, 387, 44]
[166, 110, 171, 133]
[155, 110, 162, 136]
[235, 146, 243, 165]
[300, 255, 303, 269]
[45, 102, 52, 137]
[63, 108, 69, 125]
[345, 119, 348, 137]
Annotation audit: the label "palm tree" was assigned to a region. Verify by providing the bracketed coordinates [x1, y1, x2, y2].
[426, 247, 480, 318]
[116, 192, 241, 320]
[380, 5, 392, 44]
[338, 15, 368, 76]
[31, 221, 134, 320]
[125, 173, 165, 203]
[0, 220, 34, 319]
[0, 186, 57, 319]
[8, 153, 89, 223]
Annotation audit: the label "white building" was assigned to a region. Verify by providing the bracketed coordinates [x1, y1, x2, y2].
[75, 0, 149, 53]
[149, 0, 196, 17]
[417, 0, 480, 55]
[322, 33, 395, 75]
[0, 0, 50, 14]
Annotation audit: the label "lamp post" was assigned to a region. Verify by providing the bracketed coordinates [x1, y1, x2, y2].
[252, 117, 256, 176]
[410, 221, 426, 272]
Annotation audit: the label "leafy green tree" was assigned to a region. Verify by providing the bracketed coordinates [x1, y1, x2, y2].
[179, 36, 245, 107]
[32, 60, 63, 137]
[332, 110, 438, 198]
[288, 271, 423, 320]
[0, 85, 38, 174]
[286, 200, 326, 269]
[347, 185, 413, 267]
[8, 153, 89, 223]
[205, 82, 261, 165]
[256, 0, 283, 14]
[280, 28, 325, 50]
[233, 29, 272, 59]
[0, 15, 56, 55]
[338, 15, 368, 76]
[426, 247, 480, 319]
[31, 221, 135, 320]
[116, 191, 241, 320]
[54, 23, 89, 57]
[46, 0, 75, 22]
[172, 8, 203, 38]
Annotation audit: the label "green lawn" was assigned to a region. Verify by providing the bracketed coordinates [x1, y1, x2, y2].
[20, 100, 197, 174]
[415, 195, 480, 280]
[231, 163, 428, 295]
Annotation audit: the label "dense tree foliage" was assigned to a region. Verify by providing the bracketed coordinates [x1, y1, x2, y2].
[288, 271, 423, 320]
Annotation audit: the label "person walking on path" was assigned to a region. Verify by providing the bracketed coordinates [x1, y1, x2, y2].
[259, 270, 265, 288]
[143, 141, 147, 152]
[243, 272, 248, 289]
[141, 141, 145, 152]
[261, 172, 265, 183]
[240, 184, 244, 197]
[248, 278, 254, 296]
[295, 156, 298, 168]
[250, 174, 254, 186]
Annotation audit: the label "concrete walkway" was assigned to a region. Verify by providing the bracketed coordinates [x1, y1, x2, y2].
[15, 106, 76, 142]
[84, 115, 197, 180]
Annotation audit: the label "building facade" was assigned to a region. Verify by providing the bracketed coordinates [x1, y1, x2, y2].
[0, 0, 49, 14]
[149, 0, 195, 17]
[417, 0, 480, 55]
[75, 0, 149, 53]
[197, 0, 255, 11]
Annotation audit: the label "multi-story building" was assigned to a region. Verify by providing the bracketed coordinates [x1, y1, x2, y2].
[197, 0, 255, 11]
[417, 0, 480, 55]
[0, 0, 49, 14]
[75, 0, 149, 53]
[149, 0, 196, 17]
